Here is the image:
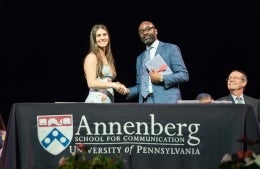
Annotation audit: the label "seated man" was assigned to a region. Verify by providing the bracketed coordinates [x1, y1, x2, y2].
[217, 69, 259, 123]
[196, 93, 213, 103]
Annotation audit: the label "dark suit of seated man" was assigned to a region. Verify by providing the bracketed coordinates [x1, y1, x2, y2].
[217, 69, 259, 124]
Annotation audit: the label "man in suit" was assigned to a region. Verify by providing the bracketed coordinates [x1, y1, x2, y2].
[122, 20, 189, 103]
[217, 69, 260, 123]
[196, 93, 214, 103]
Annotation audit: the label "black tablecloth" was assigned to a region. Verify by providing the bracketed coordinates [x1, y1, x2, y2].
[0, 103, 259, 169]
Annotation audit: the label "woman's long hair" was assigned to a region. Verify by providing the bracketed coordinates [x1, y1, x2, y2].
[88, 24, 116, 79]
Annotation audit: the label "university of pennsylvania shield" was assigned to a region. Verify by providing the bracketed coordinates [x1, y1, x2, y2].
[37, 114, 73, 155]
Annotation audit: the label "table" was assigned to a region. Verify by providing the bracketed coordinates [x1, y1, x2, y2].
[0, 103, 259, 169]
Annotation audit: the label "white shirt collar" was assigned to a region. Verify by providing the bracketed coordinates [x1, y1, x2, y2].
[231, 94, 244, 104]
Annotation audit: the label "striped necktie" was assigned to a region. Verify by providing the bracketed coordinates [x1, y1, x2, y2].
[141, 48, 151, 98]
[236, 97, 243, 104]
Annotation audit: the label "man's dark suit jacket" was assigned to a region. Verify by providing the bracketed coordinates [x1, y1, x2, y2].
[217, 95, 260, 124]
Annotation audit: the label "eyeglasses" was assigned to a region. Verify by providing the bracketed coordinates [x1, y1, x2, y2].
[138, 27, 155, 34]
[226, 77, 244, 81]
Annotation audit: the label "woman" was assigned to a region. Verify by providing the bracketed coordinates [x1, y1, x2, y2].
[83, 24, 126, 103]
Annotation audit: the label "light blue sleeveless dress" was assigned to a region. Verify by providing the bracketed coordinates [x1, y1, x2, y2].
[85, 65, 114, 103]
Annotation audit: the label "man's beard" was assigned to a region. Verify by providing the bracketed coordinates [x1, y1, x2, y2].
[143, 35, 156, 45]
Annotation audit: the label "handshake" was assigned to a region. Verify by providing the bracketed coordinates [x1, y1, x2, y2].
[113, 82, 129, 95]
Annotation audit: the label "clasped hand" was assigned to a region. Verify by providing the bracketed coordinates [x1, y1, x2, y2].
[114, 82, 128, 95]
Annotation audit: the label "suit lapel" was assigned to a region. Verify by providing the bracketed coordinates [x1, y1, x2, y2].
[228, 95, 236, 103]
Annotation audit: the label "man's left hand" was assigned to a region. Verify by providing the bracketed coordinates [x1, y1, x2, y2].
[149, 69, 162, 84]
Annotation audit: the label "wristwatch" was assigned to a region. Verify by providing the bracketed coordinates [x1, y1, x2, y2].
[159, 75, 164, 82]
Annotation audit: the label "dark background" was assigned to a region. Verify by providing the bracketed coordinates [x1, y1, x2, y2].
[1, 1, 260, 125]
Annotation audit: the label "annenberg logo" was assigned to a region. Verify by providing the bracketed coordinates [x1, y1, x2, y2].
[37, 115, 73, 155]
[75, 114, 200, 146]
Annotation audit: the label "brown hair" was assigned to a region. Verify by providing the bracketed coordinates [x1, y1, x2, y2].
[88, 24, 116, 79]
